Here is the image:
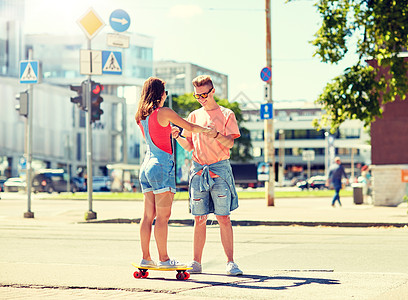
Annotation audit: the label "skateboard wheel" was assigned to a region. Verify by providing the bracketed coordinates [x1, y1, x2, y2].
[184, 272, 190, 280]
[134, 271, 142, 279]
[142, 271, 149, 278]
[176, 272, 185, 280]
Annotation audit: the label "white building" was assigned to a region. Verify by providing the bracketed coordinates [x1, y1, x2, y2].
[154, 60, 228, 99]
[0, 0, 154, 179]
[236, 95, 371, 181]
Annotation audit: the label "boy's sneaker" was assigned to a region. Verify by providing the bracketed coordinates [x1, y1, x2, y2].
[158, 259, 186, 269]
[226, 261, 243, 276]
[139, 259, 156, 268]
[188, 260, 202, 274]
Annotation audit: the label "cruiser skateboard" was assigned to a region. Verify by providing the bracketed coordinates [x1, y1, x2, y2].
[131, 262, 192, 280]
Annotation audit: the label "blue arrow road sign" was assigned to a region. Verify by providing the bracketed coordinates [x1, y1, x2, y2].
[20, 60, 39, 84]
[102, 51, 122, 75]
[109, 9, 130, 32]
[260, 103, 273, 119]
[260, 67, 272, 82]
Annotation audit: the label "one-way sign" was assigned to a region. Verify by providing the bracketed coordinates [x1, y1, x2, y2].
[109, 9, 130, 32]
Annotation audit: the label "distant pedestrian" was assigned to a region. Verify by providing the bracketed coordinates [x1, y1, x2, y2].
[358, 165, 372, 204]
[327, 157, 348, 207]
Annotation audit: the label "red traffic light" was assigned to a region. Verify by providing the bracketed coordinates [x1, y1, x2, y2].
[92, 84, 104, 94]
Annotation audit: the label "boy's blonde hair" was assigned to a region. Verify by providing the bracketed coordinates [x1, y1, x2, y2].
[192, 75, 213, 89]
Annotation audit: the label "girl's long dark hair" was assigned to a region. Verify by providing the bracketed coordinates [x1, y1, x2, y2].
[135, 77, 165, 123]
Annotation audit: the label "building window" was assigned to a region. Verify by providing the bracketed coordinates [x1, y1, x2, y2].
[79, 110, 86, 128]
[76, 133, 82, 161]
[339, 128, 360, 139]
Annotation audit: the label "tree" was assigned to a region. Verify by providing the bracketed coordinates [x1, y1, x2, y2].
[171, 93, 253, 162]
[289, 0, 408, 131]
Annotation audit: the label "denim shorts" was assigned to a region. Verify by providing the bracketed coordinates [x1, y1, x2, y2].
[139, 154, 176, 194]
[189, 175, 232, 216]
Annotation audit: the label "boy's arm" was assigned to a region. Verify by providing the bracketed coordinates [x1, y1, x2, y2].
[204, 127, 235, 148]
[175, 135, 194, 151]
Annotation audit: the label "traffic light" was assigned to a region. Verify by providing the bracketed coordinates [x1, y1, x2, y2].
[15, 91, 29, 117]
[90, 81, 104, 123]
[70, 81, 87, 110]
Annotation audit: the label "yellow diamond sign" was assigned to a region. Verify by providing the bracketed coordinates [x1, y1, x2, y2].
[77, 8, 105, 40]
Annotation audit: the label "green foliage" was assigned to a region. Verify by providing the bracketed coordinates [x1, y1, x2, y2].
[289, 0, 408, 130]
[172, 93, 253, 162]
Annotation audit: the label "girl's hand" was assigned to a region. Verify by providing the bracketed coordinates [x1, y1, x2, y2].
[202, 127, 213, 134]
[171, 126, 181, 138]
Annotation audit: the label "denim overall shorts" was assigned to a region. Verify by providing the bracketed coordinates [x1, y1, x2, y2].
[139, 115, 176, 194]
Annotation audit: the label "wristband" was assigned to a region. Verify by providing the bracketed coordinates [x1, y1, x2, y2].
[214, 131, 219, 139]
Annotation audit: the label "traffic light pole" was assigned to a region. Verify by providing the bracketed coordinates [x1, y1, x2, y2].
[24, 49, 34, 218]
[85, 39, 96, 221]
[265, 0, 275, 206]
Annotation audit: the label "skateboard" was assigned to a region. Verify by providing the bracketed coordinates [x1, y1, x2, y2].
[131, 262, 192, 280]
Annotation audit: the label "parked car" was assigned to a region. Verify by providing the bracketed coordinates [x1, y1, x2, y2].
[3, 177, 26, 192]
[296, 176, 327, 190]
[72, 177, 86, 192]
[32, 169, 77, 193]
[92, 176, 111, 192]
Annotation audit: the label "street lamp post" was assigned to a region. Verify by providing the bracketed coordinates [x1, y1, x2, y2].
[324, 131, 329, 177]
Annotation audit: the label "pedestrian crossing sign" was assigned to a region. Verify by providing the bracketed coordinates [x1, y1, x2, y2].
[102, 51, 122, 75]
[20, 60, 39, 84]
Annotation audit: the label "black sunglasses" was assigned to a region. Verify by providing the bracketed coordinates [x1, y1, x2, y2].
[165, 91, 168, 96]
[193, 87, 213, 99]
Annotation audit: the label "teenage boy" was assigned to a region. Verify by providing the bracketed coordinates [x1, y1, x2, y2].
[173, 75, 243, 276]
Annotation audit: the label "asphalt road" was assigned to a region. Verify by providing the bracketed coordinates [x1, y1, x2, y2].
[1, 219, 408, 299]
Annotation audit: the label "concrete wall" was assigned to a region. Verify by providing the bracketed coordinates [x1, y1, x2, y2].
[371, 164, 408, 207]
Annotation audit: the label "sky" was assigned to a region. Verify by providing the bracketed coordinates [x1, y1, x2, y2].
[25, 0, 358, 104]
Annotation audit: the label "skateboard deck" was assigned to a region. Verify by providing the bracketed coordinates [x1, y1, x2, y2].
[131, 262, 193, 280]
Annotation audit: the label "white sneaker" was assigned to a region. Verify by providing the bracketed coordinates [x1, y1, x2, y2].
[226, 261, 243, 276]
[188, 260, 202, 274]
[139, 259, 156, 268]
[158, 259, 187, 269]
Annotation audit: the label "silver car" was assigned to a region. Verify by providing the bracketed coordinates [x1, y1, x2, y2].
[3, 177, 26, 192]
[92, 176, 112, 192]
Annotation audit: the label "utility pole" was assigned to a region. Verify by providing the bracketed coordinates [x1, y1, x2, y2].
[265, 0, 275, 206]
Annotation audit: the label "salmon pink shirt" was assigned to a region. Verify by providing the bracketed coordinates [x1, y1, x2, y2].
[184, 106, 240, 166]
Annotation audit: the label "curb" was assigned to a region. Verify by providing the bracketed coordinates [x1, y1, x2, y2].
[82, 218, 408, 228]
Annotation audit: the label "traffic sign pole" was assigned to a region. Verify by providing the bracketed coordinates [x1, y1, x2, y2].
[24, 49, 35, 218]
[77, 7, 104, 220]
[265, 0, 275, 206]
[85, 39, 96, 221]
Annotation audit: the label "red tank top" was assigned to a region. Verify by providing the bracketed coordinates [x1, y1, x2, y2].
[138, 108, 172, 154]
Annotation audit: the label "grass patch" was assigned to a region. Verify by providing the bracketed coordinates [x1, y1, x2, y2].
[39, 189, 353, 201]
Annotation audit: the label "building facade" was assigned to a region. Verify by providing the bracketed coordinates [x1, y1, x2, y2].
[154, 60, 228, 99]
[0, 0, 154, 180]
[370, 97, 408, 206]
[238, 98, 371, 182]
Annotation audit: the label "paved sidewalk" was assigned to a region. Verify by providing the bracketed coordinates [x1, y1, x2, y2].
[0, 192, 407, 226]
